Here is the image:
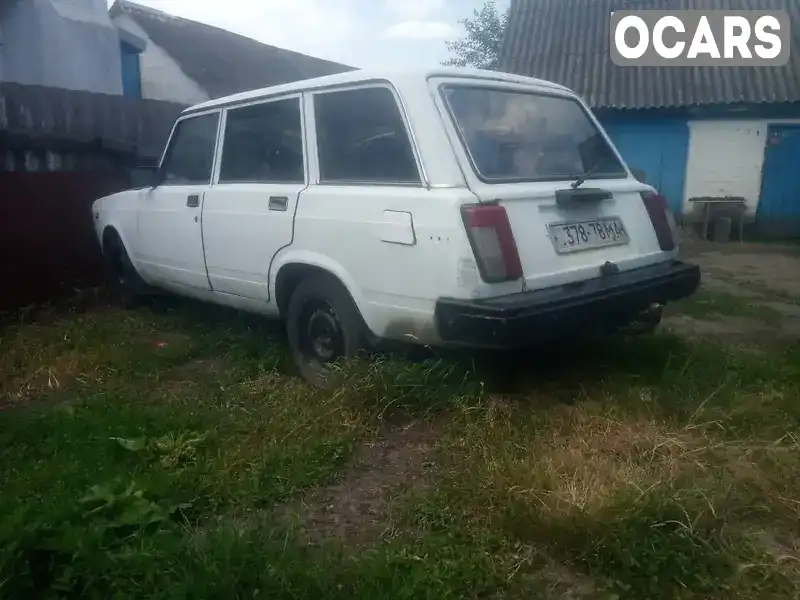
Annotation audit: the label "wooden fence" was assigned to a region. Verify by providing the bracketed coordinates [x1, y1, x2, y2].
[0, 82, 185, 311]
[0, 171, 133, 310]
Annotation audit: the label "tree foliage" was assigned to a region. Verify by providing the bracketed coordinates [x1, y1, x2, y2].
[443, 1, 508, 69]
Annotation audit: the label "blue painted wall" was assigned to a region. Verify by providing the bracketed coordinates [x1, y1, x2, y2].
[120, 42, 142, 99]
[600, 119, 690, 214]
[758, 125, 800, 220]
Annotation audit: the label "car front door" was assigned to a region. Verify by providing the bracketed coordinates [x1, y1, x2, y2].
[137, 111, 220, 291]
[201, 95, 306, 301]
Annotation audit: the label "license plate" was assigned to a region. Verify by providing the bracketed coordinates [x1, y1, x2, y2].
[548, 217, 629, 254]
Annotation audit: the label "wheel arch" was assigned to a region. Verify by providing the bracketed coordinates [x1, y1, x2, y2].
[100, 223, 151, 289]
[102, 225, 120, 250]
[272, 253, 374, 333]
[100, 224, 134, 259]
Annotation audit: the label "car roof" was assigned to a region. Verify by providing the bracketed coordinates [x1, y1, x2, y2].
[183, 68, 573, 114]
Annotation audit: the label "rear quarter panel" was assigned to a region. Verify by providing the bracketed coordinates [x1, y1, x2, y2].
[276, 186, 490, 345]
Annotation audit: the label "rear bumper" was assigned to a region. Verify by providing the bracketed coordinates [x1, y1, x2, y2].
[435, 260, 700, 349]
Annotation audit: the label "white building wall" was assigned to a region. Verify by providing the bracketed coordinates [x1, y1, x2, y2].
[684, 118, 800, 216]
[0, 0, 122, 94]
[111, 12, 210, 106]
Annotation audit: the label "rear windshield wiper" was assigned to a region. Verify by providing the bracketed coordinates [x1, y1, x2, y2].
[570, 163, 600, 189]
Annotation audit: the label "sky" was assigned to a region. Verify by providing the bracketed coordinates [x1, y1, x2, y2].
[110, 0, 509, 69]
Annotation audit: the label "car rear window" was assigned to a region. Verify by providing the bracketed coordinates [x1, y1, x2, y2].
[441, 85, 627, 184]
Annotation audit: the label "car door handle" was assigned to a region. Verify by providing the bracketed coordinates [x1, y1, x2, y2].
[268, 196, 288, 211]
[186, 194, 200, 208]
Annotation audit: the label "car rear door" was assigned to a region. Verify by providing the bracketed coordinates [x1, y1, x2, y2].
[431, 78, 673, 292]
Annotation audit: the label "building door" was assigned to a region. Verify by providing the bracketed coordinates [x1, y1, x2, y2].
[601, 120, 689, 214]
[758, 125, 800, 231]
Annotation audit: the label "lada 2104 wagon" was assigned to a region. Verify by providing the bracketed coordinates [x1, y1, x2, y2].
[93, 68, 701, 384]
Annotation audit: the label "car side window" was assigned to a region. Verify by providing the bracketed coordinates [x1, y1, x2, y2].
[219, 98, 305, 184]
[314, 86, 420, 184]
[161, 113, 220, 185]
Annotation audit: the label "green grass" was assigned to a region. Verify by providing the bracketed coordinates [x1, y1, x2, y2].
[431, 342, 800, 598]
[1, 296, 798, 599]
[666, 288, 785, 323]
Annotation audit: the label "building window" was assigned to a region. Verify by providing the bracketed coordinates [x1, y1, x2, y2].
[120, 41, 142, 99]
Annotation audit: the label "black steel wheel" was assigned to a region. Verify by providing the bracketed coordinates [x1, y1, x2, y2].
[286, 274, 365, 387]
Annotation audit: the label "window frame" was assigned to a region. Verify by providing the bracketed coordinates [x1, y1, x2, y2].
[214, 92, 308, 186]
[309, 83, 424, 187]
[158, 109, 222, 187]
[438, 83, 629, 185]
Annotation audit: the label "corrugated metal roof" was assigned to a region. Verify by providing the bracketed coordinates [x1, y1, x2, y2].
[115, 1, 355, 100]
[499, 0, 800, 109]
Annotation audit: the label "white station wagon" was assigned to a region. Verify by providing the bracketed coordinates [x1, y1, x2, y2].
[93, 68, 700, 384]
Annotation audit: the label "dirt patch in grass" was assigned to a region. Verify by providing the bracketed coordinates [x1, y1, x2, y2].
[280, 419, 440, 545]
[700, 276, 766, 299]
[762, 301, 800, 318]
[756, 529, 800, 562]
[665, 244, 800, 341]
[156, 358, 232, 389]
[139, 330, 195, 350]
[663, 314, 784, 343]
[690, 247, 800, 299]
[681, 240, 800, 259]
[532, 561, 600, 599]
[664, 312, 800, 343]
[0, 349, 95, 409]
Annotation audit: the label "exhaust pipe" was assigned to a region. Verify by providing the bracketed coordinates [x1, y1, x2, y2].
[623, 303, 663, 335]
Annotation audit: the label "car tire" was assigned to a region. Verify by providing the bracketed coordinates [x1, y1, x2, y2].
[286, 274, 365, 388]
[103, 231, 147, 308]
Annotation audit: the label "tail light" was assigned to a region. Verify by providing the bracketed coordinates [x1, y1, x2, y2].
[641, 191, 676, 251]
[462, 204, 523, 283]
